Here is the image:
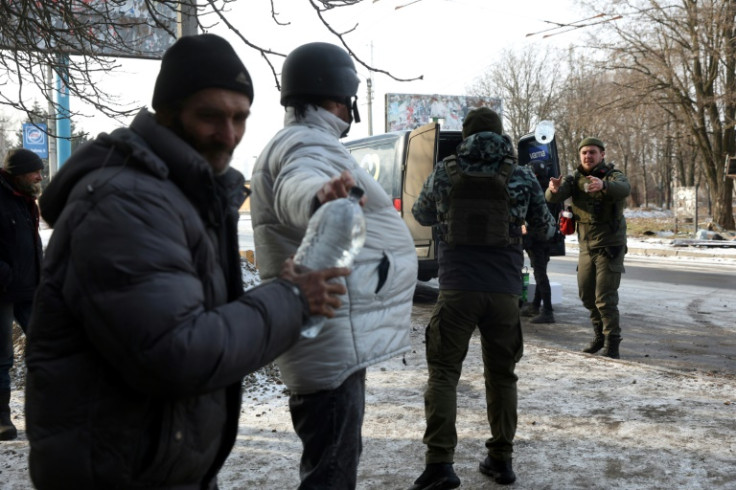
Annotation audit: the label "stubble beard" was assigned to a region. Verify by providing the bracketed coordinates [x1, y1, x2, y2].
[15, 178, 42, 198]
[169, 117, 234, 174]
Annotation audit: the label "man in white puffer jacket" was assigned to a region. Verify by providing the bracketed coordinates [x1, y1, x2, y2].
[250, 42, 417, 490]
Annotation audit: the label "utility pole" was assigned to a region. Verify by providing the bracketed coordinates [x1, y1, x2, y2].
[367, 41, 374, 136]
[367, 78, 373, 136]
[178, 0, 198, 37]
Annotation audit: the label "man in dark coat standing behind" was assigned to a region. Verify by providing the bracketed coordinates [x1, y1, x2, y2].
[25, 34, 348, 490]
[0, 148, 43, 441]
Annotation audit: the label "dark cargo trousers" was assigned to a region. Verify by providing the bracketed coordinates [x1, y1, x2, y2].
[577, 245, 625, 337]
[524, 238, 552, 311]
[289, 369, 366, 490]
[422, 290, 523, 464]
[0, 301, 30, 391]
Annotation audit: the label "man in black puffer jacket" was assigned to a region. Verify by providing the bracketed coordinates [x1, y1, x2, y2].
[24, 34, 348, 490]
[0, 148, 44, 441]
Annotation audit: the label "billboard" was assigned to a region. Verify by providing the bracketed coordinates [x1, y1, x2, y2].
[385, 93, 503, 132]
[0, 0, 177, 59]
[674, 186, 697, 220]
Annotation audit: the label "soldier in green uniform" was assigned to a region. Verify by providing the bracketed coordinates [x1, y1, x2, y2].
[546, 137, 630, 359]
[408, 108, 555, 489]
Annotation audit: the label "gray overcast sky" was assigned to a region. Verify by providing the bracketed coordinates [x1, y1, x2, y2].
[9, 0, 589, 176]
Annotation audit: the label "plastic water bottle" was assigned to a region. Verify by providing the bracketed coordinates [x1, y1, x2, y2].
[294, 186, 367, 338]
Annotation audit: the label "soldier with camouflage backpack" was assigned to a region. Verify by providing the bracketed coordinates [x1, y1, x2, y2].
[408, 107, 556, 489]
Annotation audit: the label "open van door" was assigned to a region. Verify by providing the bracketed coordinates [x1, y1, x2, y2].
[403, 122, 439, 279]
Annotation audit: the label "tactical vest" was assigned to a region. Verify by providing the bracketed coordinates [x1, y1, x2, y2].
[440, 155, 518, 247]
[570, 163, 623, 228]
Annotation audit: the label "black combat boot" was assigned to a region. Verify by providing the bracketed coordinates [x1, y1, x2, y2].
[520, 303, 540, 317]
[530, 309, 555, 324]
[582, 324, 604, 354]
[602, 335, 622, 359]
[0, 389, 18, 441]
[479, 456, 516, 485]
[408, 463, 461, 490]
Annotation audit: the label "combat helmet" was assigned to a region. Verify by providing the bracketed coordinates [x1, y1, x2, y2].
[280, 42, 361, 123]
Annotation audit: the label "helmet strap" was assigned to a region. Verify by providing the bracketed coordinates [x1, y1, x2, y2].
[351, 96, 361, 124]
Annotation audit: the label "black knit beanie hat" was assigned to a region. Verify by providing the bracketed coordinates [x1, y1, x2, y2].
[462, 107, 504, 139]
[152, 34, 254, 110]
[578, 137, 605, 151]
[3, 148, 44, 176]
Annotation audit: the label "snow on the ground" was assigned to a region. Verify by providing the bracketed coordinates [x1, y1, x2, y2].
[3, 208, 731, 489]
[6, 326, 734, 489]
[624, 206, 674, 219]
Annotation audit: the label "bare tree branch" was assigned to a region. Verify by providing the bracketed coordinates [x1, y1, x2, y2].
[0, 0, 419, 134]
[308, 0, 423, 85]
[587, 0, 734, 228]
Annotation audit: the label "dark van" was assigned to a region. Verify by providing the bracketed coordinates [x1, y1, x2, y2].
[345, 123, 564, 281]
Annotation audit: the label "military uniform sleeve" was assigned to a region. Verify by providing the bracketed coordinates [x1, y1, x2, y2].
[545, 175, 573, 203]
[603, 170, 631, 200]
[411, 168, 440, 226]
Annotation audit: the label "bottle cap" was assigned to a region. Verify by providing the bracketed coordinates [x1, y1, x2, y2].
[349, 186, 365, 199]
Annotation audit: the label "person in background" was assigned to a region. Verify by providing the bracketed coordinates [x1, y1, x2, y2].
[24, 34, 348, 489]
[409, 107, 556, 489]
[521, 159, 556, 324]
[0, 148, 43, 441]
[546, 137, 630, 358]
[250, 42, 417, 489]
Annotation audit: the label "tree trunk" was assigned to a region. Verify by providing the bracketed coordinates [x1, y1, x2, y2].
[712, 178, 735, 229]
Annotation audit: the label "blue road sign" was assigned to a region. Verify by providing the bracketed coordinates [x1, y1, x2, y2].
[22, 123, 49, 159]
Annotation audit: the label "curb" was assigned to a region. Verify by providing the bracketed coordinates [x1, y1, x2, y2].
[563, 240, 736, 264]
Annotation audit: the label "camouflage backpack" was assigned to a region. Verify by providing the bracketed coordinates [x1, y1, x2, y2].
[441, 155, 517, 247]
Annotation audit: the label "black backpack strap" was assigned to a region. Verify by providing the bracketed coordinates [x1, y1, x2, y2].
[498, 154, 516, 185]
[444, 156, 460, 184]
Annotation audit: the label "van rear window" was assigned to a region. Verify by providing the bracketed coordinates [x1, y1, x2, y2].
[347, 136, 402, 198]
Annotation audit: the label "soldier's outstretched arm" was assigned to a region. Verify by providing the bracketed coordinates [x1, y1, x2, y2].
[545, 175, 572, 203]
[548, 175, 563, 193]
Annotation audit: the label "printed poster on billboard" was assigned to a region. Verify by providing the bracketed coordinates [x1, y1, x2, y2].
[0, 0, 177, 59]
[385, 93, 503, 132]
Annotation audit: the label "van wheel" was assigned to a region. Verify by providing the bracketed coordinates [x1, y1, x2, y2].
[417, 272, 436, 282]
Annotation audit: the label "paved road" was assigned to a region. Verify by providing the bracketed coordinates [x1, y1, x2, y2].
[241, 211, 735, 377]
[415, 253, 736, 378]
[550, 253, 736, 290]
